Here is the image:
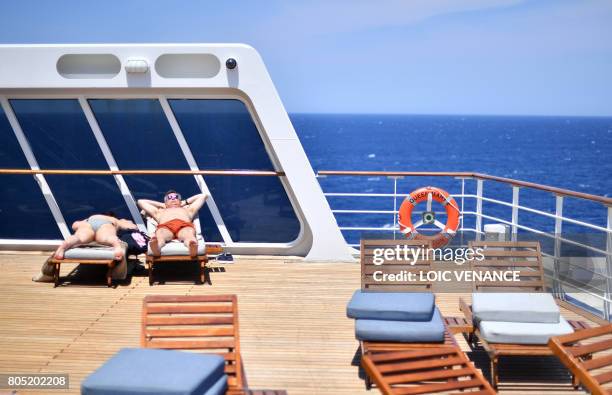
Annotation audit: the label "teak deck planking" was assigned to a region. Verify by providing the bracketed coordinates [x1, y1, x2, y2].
[0, 252, 601, 394]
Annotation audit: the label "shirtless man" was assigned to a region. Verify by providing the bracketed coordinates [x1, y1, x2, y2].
[54, 212, 137, 260]
[137, 191, 207, 257]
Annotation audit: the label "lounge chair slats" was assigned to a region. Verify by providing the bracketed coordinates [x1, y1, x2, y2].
[146, 316, 235, 326]
[570, 338, 612, 357]
[473, 260, 540, 267]
[142, 294, 244, 393]
[369, 348, 458, 362]
[472, 241, 541, 247]
[478, 249, 539, 257]
[582, 353, 612, 370]
[363, 281, 432, 288]
[450, 390, 493, 395]
[362, 348, 495, 395]
[444, 316, 473, 334]
[549, 324, 612, 394]
[146, 327, 235, 337]
[554, 322, 612, 343]
[361, 239, 433, 291]
[594, 371, 612, 386]
[377, 355, 465, 373]
[363, 325, 456, 353]
[386, 366, 474, 384]
[395, 378, 485, 395]
[147, 304, 234, 314]
[145, 294, 235, 303]
[474, 280, 544, 288]
[147, 339, 236, 349]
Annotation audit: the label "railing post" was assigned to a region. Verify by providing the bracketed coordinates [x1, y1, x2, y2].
[460, 177, 466, 246]
[475, 179, 483, 239]
[393, 177, 398, 238]
[388, 176, 403, 238]
[511, 186, 520, 242]
[605, 205, 612, 321]
[553, 195, 564, 300]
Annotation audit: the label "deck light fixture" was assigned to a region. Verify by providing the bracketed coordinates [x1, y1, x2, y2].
[125, 58, 149, 73]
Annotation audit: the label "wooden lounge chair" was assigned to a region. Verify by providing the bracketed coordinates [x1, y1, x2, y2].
[47, 242, 128, 287]
[142, 294, 246, 395]
[359, 239, 448, 353]
[356, 239, 480, 389]
[361, 238, 471, 334]
[359, 238, 469, 353]
[362, 348, 496, 395]
[361, 323, 467, 390]
[459, 240, 590, 388]
[549, 324, 612, 395]
[144, 215, 222, 285]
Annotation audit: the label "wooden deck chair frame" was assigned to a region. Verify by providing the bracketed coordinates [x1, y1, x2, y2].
[459, 240, 589, 388]
[361, 322, 462, 390]
[145, 215, 221, 286]
[362, 348, 496, 395]
[141, 294, 246, 395]
[549, 324, 612, 395]
[359, 238, 473, 389]
[47, 243, 125, 287]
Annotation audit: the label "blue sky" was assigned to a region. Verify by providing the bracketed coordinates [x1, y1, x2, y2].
[1, 0, 611, 116]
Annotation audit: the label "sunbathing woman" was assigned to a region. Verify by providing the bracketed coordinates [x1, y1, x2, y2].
[53, 212, 138, 260]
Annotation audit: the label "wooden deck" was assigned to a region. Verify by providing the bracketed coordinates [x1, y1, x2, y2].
[0, 252, 603, 394]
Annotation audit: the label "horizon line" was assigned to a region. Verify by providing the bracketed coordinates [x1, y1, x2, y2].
[287, 112, 612, 118]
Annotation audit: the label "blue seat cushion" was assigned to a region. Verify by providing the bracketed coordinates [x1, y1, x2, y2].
[347, 290, 435, 321]
[472, 292, 560, 324]
[478, 317, 573, 345]
[81, 348, 227, 395]
[355, 308, 445, 342]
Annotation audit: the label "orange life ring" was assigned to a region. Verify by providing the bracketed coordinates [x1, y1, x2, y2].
[398, 186, 460, 248]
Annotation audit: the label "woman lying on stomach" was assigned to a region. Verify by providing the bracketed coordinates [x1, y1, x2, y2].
[53, 212, 138, 260]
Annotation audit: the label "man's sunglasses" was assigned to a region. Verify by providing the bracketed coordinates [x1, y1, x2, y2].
[164, 193, 182, 202]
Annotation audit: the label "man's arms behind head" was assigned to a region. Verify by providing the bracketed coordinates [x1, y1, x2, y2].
[185, 193, 208, 218]
[137, 199, 164, 219]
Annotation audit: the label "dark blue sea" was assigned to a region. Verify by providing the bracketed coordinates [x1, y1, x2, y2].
[292, 114, 612, 246]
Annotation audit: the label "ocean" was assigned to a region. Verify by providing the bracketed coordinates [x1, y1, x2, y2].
[292, 114, 612, 245]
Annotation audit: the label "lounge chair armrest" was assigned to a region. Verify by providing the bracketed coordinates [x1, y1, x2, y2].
[459, 297, 472, 322]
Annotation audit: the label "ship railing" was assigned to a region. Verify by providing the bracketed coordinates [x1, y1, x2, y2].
[317, 170, 612, 321]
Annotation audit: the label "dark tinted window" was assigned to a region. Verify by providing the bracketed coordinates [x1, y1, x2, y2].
[169, 99, 274, 170]
[169, 99, 300, 242]
[89, 99, 222, 241]
[11, 99, 131, 225]
[0, 105, 61, 239]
